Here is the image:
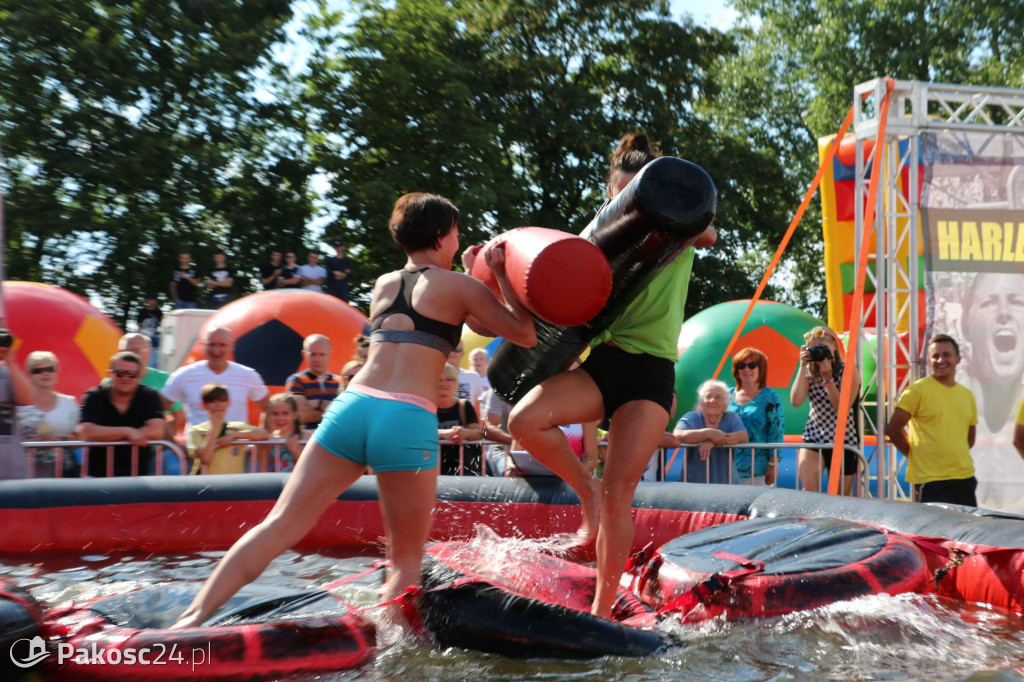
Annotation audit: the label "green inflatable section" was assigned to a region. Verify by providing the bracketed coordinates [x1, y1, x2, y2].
[673, 300, 825, 435]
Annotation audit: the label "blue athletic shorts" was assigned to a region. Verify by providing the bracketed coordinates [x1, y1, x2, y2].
[314, 390, 439, 472]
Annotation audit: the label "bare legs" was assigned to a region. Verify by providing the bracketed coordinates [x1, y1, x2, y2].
[376, 467, 438, 601]
[171, 440, 438, 628]
[510, 369, 671, 619]
[797, 447, 854, 495]
[508, 370, 605, 543]
[591, 400, 669, 618]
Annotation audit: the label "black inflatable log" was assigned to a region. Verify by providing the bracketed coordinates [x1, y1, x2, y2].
[488, 156, 716, 404]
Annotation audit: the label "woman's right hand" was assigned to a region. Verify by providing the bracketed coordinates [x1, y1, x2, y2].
[711, 428, 731, 446]
[698, 441, 714, 460]
[484, 243, 507, 278]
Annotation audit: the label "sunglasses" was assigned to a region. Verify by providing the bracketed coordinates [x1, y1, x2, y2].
[30, 366, 56, 375]
[343, 374, 357, 379]
[804, 329, 833, 342]
[734, 361, 759, 370]
[112, 368, 140, 378]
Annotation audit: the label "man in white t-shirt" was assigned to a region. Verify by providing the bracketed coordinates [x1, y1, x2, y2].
[297, 251, 327, 293]
[447, 343, 482, 409]
[161, 327, 270, 431]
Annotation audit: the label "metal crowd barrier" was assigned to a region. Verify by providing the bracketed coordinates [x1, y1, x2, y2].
[21, 438, 869, 497]
[652, 441, 870, 497]
[21, 439, 189, 477]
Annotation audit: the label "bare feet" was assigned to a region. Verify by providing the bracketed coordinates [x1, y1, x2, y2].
[575, 475, 602, 546]
[170, 610, 204, 629]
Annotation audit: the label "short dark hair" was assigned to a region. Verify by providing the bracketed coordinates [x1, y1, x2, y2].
[201, 383, 229, 403]
[213, 249, 226, 257]
[389, 193, 459, 253]
[927, 333, 960, 356]
[109, 351, 141, 370]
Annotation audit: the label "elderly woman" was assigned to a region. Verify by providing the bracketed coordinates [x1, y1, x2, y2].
[790, 326, 861, 494]
[437, 362, 485, 475]
[17, 351, 80, 477]
[673, 380, 748, 483]
[729, 347, 785, 485]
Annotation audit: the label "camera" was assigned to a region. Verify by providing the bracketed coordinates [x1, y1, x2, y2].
[807, 345, 830, 362]
[0, 330, 12, 349]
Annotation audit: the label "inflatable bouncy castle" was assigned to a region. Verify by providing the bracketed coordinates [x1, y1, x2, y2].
[0, 281, 123, 399]
[181, 290, 368, 422]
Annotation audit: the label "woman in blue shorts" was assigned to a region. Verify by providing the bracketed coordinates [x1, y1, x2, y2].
[173, 193, 536, 627]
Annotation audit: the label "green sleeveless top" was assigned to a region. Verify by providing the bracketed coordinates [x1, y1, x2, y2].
[590, 247, 694, 362]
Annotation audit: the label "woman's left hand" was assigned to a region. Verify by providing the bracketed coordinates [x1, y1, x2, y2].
[447, 425, 466, 443]
[818, 356, 833, 380]
[461, 244, 483, 273]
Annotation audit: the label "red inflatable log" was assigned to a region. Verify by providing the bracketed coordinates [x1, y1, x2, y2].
[470, 227, 612, 327]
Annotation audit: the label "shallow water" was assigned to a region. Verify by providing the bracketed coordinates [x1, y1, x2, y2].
[3, 539, 1024, 682]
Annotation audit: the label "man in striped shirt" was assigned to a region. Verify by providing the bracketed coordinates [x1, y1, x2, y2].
[285, 334, 340, 430]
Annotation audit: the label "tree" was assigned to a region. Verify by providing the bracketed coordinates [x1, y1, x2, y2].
[300, 0, 797, 316]
[0, 0, 309, 325]
[731, 0, 1024, 138]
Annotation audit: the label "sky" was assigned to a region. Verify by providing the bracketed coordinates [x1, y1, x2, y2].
[670, 0, 738, 29]
[275, 0, 738, 74]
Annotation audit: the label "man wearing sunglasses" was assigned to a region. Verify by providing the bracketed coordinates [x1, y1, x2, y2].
[79, 351, 165, 477]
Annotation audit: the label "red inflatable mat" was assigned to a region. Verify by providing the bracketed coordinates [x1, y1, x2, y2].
[635, 516, 927, 623]
[41, 583, 375, 680]
[414, 541, 667, 659]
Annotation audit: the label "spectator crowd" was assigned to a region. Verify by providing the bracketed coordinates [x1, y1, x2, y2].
[0, 280, 1017, 509]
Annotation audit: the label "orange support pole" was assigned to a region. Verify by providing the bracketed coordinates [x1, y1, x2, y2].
[711, 104, 855, 381]
[827, 78, 894, 496]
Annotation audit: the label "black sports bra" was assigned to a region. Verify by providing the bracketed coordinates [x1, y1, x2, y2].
[369, 267, 463, 356]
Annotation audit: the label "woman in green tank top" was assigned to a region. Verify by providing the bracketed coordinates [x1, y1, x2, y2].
[508, 133, 716, 619]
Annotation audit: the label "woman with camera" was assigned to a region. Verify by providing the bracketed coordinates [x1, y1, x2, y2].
[790, 326, 861, 495]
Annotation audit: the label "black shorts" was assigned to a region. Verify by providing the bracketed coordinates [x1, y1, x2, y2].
[580, 344, 675, 418]
[818, 447, 860, 475]
[915, 476, 978, 507]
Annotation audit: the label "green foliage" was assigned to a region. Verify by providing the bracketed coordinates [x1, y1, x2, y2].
[710, 0, 1024, 318]
[0, 0, 307, 325]
[9, 0, 1020, 330]
[301, 0, 787, 313]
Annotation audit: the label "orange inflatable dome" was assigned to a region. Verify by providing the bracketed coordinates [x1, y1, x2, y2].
[182, 290, 369, 419]
[1, 281, 123, 399]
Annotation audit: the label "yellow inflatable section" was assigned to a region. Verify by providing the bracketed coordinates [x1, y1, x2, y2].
[818, 134, 925, 333]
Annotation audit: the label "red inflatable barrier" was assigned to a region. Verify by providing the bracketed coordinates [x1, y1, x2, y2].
[636, 517, 928, 623]
[471, 226, 612, 326]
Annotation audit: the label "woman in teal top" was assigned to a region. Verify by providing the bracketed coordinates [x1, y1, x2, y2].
[509, 133, 716, 619]
[728, 347, 785, 484]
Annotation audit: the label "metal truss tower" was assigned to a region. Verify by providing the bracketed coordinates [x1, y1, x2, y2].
[852, 78, 1024, 499]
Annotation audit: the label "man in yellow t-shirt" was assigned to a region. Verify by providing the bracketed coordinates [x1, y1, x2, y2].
[186, 384, 268, 475]
[1014, 398, 1024, 462]
[886, 334, 978, 506]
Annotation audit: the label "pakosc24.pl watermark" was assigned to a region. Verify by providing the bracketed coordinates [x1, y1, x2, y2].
[10, 635, 211, 671]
